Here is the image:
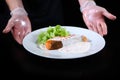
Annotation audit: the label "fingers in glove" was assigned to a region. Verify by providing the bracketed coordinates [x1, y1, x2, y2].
[97, 21, 107, 36]
[3, 19, 14, 33]
[103, 10, 117, 20]
[11, 30, 22, 45]
[87, 22, 98, 34]
[11, 28, 25, 45]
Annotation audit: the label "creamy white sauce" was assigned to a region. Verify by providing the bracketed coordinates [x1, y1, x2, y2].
[38, 44, 47, 50]
[58, 42, 91, 54]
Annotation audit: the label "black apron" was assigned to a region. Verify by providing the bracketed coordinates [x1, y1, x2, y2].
[23, 0, 64, 30]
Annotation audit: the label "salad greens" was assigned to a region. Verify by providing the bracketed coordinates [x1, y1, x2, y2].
[36, 25, 70, 44]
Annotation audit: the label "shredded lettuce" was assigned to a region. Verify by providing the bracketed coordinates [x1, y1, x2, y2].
[36, 25, 70, 44]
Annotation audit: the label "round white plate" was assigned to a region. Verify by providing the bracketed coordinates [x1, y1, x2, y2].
[23, 26, 105, 59]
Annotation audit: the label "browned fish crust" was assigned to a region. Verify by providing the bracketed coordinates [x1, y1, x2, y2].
[45, 40, 63, 50]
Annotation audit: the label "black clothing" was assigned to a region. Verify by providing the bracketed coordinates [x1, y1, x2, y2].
[0, 1, 9, 30]
[22, 0, 64, 30]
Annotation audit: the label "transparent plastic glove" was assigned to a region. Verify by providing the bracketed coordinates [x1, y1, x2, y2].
[3, 7, 31, 45]
[80, 1, 116, 36]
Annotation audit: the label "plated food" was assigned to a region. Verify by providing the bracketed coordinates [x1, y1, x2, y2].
[23, 26, 105, 59]
[36, 25, 91, 54]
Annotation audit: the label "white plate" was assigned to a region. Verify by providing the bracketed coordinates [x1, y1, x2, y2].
[23, 26, 105, 59]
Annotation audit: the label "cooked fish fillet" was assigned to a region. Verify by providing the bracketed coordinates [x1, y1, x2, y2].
[45, 40, 63, 50]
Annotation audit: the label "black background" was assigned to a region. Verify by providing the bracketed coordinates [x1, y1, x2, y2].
[0, 0, 119, 79]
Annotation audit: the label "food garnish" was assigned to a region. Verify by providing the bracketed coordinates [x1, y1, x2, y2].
[36, 25, 70, 49]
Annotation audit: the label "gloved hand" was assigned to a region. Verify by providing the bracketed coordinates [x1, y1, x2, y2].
[80, 1, 116, 36]
[3, 7, 31, 45]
